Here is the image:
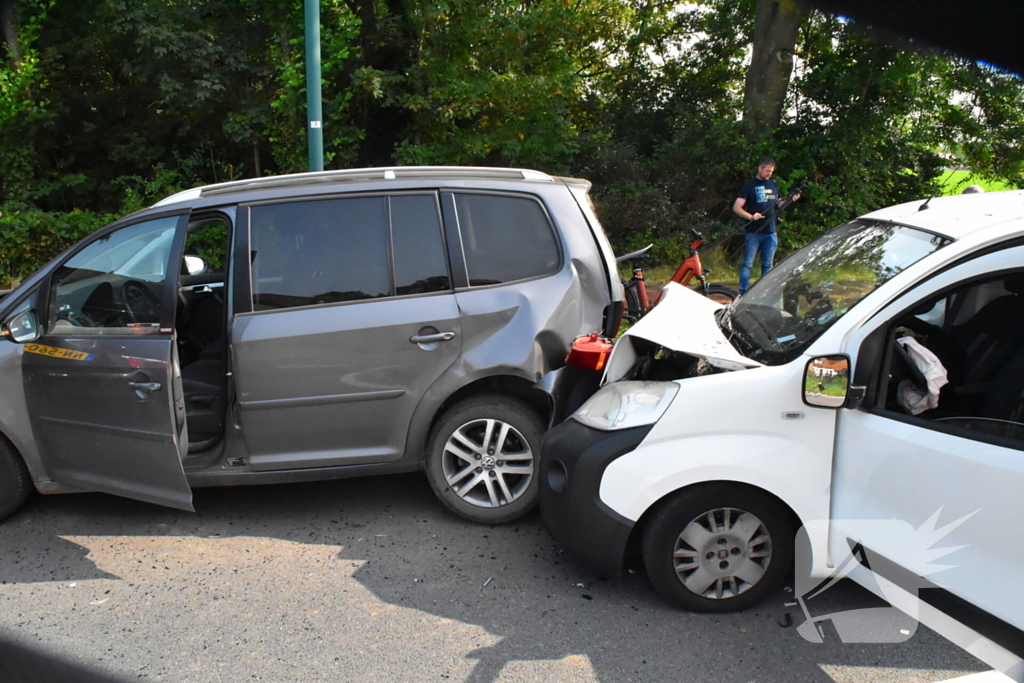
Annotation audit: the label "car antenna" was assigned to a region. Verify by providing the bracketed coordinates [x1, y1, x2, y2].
[919, 141, 985, 211]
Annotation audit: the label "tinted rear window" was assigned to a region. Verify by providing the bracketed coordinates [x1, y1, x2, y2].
[391, 195, 450, 295]
[250, 197, 390, 310]
[454, 194, 560, 286]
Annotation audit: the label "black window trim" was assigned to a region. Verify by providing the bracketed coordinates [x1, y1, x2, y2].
[443, 189, 564, 292]
[238, 190, 453, 317]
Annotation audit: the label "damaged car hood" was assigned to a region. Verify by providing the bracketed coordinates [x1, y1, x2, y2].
[605, 283, 761, 382]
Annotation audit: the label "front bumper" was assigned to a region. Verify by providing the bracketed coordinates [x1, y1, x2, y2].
[539, 419, 653, 578]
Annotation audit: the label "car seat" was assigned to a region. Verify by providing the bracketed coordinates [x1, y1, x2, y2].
[930, 275, 1024, 412]
[180, 358, 225, 451]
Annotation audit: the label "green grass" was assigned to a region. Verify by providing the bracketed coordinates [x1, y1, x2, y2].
[937, 169, 1015, 195]
[620, 246, 741, 288]
[805, 375, 848, 397]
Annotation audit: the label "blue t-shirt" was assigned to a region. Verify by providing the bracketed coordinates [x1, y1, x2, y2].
[739, 178, 780, 234]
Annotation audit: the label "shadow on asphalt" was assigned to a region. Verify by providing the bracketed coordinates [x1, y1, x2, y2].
[0, 474, 989, 682]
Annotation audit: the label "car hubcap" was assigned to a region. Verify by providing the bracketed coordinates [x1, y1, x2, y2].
[672, 507, 772, 599]
[442, 418, 534, 508]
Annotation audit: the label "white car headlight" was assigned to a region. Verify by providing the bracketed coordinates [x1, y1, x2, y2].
[573, 381, 679, 431]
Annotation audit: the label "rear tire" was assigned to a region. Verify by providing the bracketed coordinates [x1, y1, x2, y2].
[642, 484, 793, 612]
[698, 283, 738, 305]
[425, 394, 544, 524]
[0, 438, 31, 522]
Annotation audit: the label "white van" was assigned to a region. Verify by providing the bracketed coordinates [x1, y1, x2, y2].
[540, 190, 1024, 678]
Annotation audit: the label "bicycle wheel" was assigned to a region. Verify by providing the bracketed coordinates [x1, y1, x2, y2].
[696, 283, 738, 305]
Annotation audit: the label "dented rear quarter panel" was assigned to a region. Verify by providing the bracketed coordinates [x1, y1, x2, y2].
[402, 182, 614, 459]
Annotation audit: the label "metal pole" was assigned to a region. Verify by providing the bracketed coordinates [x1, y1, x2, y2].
[304, 0, 324, 172]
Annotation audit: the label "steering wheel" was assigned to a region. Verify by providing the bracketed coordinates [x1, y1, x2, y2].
[121, 280, 161, 323]
[892, 339, 928, 393]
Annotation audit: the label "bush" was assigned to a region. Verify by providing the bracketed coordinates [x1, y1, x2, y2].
[0, 208, 114, 288]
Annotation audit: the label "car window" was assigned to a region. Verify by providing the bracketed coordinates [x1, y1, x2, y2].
[454, 193, 560, 286]
[48, 216, 179, 335]
[391, 195, 450, 296]
[878, 271, 1024, 447]
[183, 217, 230, 276]
[250, 197, 390, 311]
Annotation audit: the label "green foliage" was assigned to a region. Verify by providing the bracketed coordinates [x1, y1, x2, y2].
[0, 208, 114, 287]
[265, 0, 361, 173]
[937, 170, 1014, 195]
[0, 0, 53, 207]
[114, 165, 189, 215]
[0, 0, 1021, 285]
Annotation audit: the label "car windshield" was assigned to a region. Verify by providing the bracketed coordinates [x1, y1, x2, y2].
[721, 219, 950, 365]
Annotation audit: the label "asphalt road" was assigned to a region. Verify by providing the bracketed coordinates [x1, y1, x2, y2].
[0, 473, 989, 682]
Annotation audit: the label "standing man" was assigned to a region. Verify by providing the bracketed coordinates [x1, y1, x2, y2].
[733, 156, 798, 294]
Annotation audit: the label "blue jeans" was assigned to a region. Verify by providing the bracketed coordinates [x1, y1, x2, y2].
[739, 232, 777, 294]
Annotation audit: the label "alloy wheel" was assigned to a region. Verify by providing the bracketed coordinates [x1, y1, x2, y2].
[441, 418, 534, 508]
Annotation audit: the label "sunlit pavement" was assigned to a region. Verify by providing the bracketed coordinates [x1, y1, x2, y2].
[0, 474, 994, 682]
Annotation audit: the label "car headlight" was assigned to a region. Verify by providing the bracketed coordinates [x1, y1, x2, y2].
[573, 381, 679, 431]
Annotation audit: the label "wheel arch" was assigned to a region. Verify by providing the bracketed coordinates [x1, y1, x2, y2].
[0, 423, 51, 492]
[406, 372, 553, 468]
[428, 374, 552, 435]
[623, 480, 805, 572]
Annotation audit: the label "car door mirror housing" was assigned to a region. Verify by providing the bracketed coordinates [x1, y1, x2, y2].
[3, 310, 40, 343]
[803, 355, 850, 409]
[184, 255, 206, 276]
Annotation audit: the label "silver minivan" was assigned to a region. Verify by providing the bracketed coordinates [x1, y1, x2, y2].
[0, 166, 622, 524]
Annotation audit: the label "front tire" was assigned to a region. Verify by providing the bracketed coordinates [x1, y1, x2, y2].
[425, 394, 544, 524]
[642, 484, 794, 612]
[0, 437, 31, 522]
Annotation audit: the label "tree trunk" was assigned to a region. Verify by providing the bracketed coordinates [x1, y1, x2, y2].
[742, 0, 809, 142]
[1, 0, 20, 65]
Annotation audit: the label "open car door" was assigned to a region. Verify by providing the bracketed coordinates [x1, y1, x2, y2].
[21, 214, 193, 511]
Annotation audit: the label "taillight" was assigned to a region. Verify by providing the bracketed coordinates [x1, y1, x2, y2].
[566, 332, 614, 371]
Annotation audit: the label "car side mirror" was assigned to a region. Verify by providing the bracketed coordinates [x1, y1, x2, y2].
[184, 255, 206, 276]
[2, 309, 40, 343]
[803, 355, 849, 409]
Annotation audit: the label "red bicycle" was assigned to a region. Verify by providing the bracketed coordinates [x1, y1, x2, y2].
[618, 229, 736, 322]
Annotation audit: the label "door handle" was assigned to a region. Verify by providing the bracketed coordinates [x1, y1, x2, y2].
[128, 381, 162, 393]
[410, 331, 456, 344]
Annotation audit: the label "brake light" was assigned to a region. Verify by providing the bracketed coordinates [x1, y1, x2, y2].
[566, 332, 614, 371]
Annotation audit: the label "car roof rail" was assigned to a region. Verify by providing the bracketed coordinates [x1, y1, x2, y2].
[153, 166, 556, 206]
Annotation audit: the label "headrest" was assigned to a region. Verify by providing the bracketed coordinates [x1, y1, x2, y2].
[1004, 275, 1024, 295]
